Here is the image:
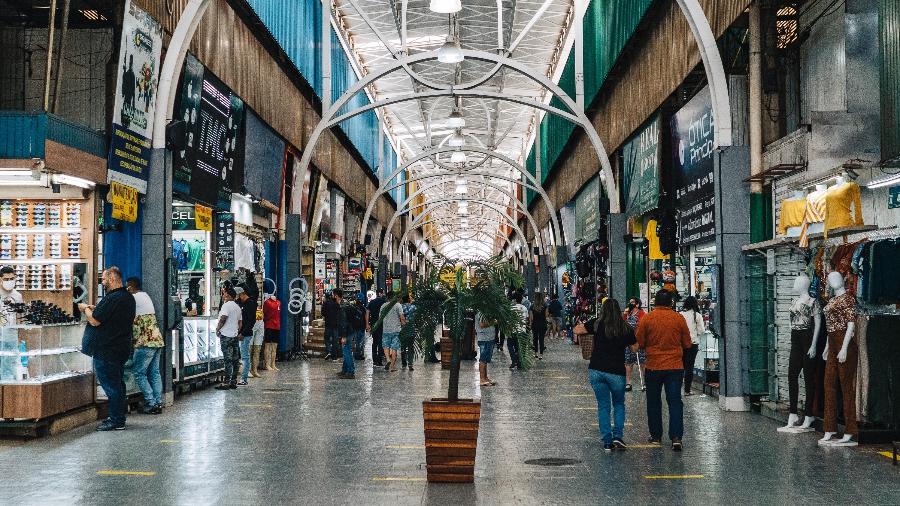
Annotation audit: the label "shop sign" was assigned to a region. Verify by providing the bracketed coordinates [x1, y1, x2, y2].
[108, 181, 138, 223]
[171, 54, 246, 208]
[889, 185, 900, 209]
[622, 114, 661, 217]
[314, 252, 326, 279]
[172, 205, 196, 230]
[574, 176, 601, 243]
[194, 204, 212, 231]
[671, 85, 716, 207]
[215, 212, 235, 272]
[107, 0, 163, 194]
[348, 256, 362, 274]
[677, 194, 716, 246]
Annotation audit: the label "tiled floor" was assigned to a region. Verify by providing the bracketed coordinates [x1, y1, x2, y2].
[1, 338, 897, 505]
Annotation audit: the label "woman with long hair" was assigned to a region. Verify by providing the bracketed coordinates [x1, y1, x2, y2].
[585, 298, 637, 451]
[679, 296, 705, 396]
[529, 293, 549, 359]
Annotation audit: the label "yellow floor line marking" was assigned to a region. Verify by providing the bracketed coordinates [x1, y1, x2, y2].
[159, 440, 180, 444]
[877, 451, 896, 460]
[237, 404, 274, 408]
[372, 477, 427, 482]
[223, 418, 244, 423]
[97, 470, 156, 477]
[574, 407, 597, 410]
[644, 475, 704, 480]
[549, 376, 571, 379]
[386, 445, 425, 449]
[562, 394, 592, 397]
[628, 444, 661, 449]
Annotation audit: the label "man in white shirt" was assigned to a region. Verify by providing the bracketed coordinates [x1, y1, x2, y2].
[507, 292, 528, 370]
[0, 266, 23, 381]
[216, 286, 242, 390]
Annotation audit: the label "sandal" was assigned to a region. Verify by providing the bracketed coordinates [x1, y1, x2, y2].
[480, 381, 492, 387]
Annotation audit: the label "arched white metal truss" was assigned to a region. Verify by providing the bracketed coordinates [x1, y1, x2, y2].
[399, 205, 525, 263]
[360, 145, 561, 247]
[384, 177, 546, 257]
[296, 48, 621, 213]
[391, 196, 538, 262]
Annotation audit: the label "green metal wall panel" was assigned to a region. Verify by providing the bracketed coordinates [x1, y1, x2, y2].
[625, 242, 645, 300]
[881, 0, 900, 161]
[0, 111, 47, 158]
[745, 256, 773, 396]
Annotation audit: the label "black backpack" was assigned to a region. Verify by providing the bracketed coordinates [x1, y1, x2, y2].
[345, 302, 365, 329]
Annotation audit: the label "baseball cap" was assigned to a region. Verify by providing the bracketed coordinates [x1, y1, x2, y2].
[234, 286, 245, 296]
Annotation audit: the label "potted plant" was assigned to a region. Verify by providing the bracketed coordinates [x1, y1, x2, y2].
[378, 256, 531, 483]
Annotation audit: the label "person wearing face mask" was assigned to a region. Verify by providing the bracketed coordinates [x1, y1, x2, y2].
[78, 267, 136, 431]
[0, 266, 23, 381]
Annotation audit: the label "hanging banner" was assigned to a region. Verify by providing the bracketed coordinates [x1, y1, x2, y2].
[677, 194, 716, 246]
[574, 176, 601, 244]
[108, 181, 138, 223]
[173, 54, 204, 198]
[622, 114, 661, 217]
[107, 0, 162, 194]
[671, 85, 717, 207]
[214, 212, 235, 272]
[172, 205, 197, 230]
[194, 204, 212, 231]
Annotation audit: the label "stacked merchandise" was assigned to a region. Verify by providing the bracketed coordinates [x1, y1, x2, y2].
[0, 201, 83, 290]
[572, 242, 609, 331]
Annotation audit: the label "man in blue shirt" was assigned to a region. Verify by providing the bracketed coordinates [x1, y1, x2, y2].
[79, 266, 136, 431]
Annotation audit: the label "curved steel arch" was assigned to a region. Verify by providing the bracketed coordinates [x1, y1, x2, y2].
[401, 208, 523, 262]
[385, 177, 546, 257]
[361, 145, 561, 247]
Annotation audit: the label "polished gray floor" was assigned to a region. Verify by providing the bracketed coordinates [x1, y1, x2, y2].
[1, 338, 897, 505]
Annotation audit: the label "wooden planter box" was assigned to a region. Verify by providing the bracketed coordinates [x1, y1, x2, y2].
[423, 398, 480, 483]
[2, 373, 95, 420]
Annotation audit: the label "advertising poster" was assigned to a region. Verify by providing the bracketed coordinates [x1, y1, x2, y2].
[622, 114, 660, 217]
[172, 205, 197, 230]
[574, 176, 600, 244]
[677, 194, 716, 246]
[108, 0, 162, 193]
[173, 54, 204, 197]
[108, 181, 138, 222]
[215, 212, 235, 272]
[671, 85, 717, 206]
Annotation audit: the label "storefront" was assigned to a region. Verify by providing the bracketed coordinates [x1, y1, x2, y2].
[0, 171, 99, 419]
[570, 176, 607, 329]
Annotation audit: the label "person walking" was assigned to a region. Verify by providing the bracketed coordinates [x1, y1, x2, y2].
[507, 292, 528, 370]
[583, 299, 637, 451]
[547, 293, 563, 340]
[125, 277, 164, 414]
[78, 267, 136, 431]
[380, 292, 406, 372]
[529, 293, 549, 360]
[235, 286, 257, 386]
[475, 310, 497, 387]
[215, 287, 242, 390]
[262, 292, 281, 371]
[400, 293, 417, 371]
[366, 289, 387, 366]
[679, 296, 705, 396]
[347, 292, 367, 360]
[636, 290, 692, 451]
[322, 290, 342, 361]
[623, 297, 647, 392]
[329, 289, 354, 379]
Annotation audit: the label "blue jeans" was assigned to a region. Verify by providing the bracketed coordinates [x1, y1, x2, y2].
[341, 337, 355, 375]
[506, 332, 520, 366]
[645, 369, 684, 440]
[349, 329, 365, 358]
[589, 369, 626, 444]
[94, 357, 127, 426]
[325, 327, 340, 357]
[240, 335, 252, 381]
[132, 347, 163, 407]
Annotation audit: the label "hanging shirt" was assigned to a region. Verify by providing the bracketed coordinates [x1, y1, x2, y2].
[823, 182, 864, 236]
[234, 235, 255, 271]
[778, 198, 807, 236]
[186, 239, 206, 271]
[799, 189, 827, 247]
[173, 239, 188, 271]
[263, 297, 281, 330]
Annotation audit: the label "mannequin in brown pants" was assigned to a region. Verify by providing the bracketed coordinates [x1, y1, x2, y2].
[819, 272, 858, 447]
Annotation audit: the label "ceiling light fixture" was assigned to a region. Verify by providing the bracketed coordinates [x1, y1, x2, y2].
[450, 150, 467, 164]
[437, 36, 464, 64]
[446, 108, 465, 128]
[455, 183, 468, 194]
[448, 131, 465, 147]
[430, 0, 462, 14]
[867, 172, 900, 189]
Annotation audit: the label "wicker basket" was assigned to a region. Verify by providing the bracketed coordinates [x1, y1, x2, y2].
[579, 334, 592, 360]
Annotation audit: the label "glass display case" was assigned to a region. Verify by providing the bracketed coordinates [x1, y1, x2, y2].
[175, 316, 224, 381]
[0, 323, 94, 419]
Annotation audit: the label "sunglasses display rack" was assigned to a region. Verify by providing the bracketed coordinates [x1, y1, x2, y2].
[0, 200, 85, 291]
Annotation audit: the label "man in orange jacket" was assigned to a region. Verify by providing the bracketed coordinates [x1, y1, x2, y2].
[636, 289, 692, 451]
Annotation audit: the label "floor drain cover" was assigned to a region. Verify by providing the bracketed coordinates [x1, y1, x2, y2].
[524, 458, 581, 467]
[262, 388, 293, 392]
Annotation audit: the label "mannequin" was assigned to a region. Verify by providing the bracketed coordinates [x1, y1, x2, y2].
[818, 271, 859, 447]
[778, 274, 821, 433]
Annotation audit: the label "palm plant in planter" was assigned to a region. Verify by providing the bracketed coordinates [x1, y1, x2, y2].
[378, 256, 531, 483]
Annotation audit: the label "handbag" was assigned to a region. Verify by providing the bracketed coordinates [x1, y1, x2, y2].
[574, 321, 592, 360]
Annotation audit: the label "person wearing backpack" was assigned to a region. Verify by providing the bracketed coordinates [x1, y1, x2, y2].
[579, 298, 637, 452]
[346, 293, 368, 361]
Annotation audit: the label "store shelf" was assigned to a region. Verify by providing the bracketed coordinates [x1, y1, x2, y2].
[0, 346, 80, 357]
[0, 258, 84, 264]
[0, 370, 91, 385]
[744, 163, 807, 184]
[743, 225, 880, 252]
[0, 227, 81, 233]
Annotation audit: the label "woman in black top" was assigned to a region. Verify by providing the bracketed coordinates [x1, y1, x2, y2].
[529, 293, 549, 359]
[586, 298, 636, 451]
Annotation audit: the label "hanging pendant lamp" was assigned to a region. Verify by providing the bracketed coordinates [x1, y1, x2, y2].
[437, 36, 464, 64]
[430, 0, 461, 14]
[446, 108, 465, 128]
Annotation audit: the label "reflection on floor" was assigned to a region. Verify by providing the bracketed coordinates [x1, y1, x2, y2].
[0, 337, 897, 505]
